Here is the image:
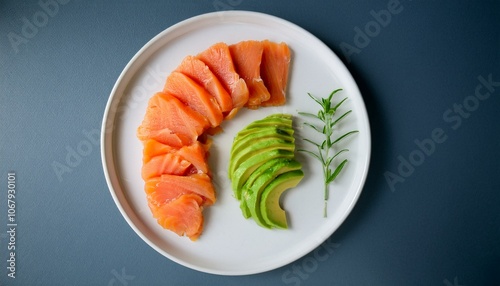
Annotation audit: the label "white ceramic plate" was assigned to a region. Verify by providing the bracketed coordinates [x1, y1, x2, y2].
[101, 11, 371, 275]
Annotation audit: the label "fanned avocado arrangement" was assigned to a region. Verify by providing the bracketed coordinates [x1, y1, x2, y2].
[228, 114, 304, 229]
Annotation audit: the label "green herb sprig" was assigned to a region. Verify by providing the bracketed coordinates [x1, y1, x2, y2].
[298, 89, 358, 217]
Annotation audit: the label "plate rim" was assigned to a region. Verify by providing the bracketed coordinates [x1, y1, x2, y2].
[101, 10, 371, 276]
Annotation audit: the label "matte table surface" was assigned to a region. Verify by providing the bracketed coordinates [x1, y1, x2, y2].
[1, 1, 499, 285]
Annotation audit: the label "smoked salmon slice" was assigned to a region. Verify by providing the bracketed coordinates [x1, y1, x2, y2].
[145, 173, 216, 206]
[141, 153, 191, 180]
[142, 139, 209, 176]
[229, 40, 270, 109]
[197, 42, 249, 110]
[142, 139, 176, 163]
[177, 142, 210, 175]
[151, 193, 204, 241]
[260, 40, 291, 107]
[137, 92, 210, 147]
[164, 71, 223, 127]
[176, 55, 233, 113]
[145, 175, 209, 241]
[145, 177, 192, 206]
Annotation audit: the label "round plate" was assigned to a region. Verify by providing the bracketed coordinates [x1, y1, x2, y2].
[101, 11, 371, 275]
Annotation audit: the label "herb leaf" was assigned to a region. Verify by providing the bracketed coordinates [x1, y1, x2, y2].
[327, 159, 348, 184]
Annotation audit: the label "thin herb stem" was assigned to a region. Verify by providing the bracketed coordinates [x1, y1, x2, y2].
[299, 89, 357, 218]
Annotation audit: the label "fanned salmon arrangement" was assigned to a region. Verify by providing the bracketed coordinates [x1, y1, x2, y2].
[137, 40, 291, 240]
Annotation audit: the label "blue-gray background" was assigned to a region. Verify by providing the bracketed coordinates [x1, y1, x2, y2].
[1, 0, 499, 285]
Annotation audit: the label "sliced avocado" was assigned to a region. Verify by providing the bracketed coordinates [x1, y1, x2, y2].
[240, 199, 252, 219]
[244, 115, 292, 126]
[228, 113, 304, 228]
[260, 170, 304, 229]
[228, 138, 294, 179]
[233, 114, 292, 136]
[263, 113, 292, 120]
[238, 117, 292, 134]
[242, 159, 303, 228]
[245, 113, 292, 125]
[231, 149, 294, 199]
[238, 157, 296, 217]
[234, 118, 292, 137]
[230, 127, 294, 158]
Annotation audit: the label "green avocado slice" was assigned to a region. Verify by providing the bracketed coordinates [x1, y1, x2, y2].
[239, 157, 296, 218]
[242, 159, 303, 228]
[228, 138, 294, 180]
[230, 126, 294, 158]
[260, 170, 304, 229]
[233, 114, 292, 138]
[263, 113, 293, 120]
[231, 149, 294, 199]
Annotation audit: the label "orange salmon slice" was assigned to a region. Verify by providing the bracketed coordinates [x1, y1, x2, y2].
[136, 92, 209, 147]
[142, 139, 211, 174]
[164, 71, 223, 127]
[197, 42, 249, 110]
[260, 40, 291, 107]
[141, 153, 191, 180]
[152, 193, 204, 241]
[177, 141, 210, 175]
[176, 55, 233, 113]
[229, 40, 270, 109]
[146, 177, 188, 206]
[142, 139, 177, 163]
[145, 173, 216, 207]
